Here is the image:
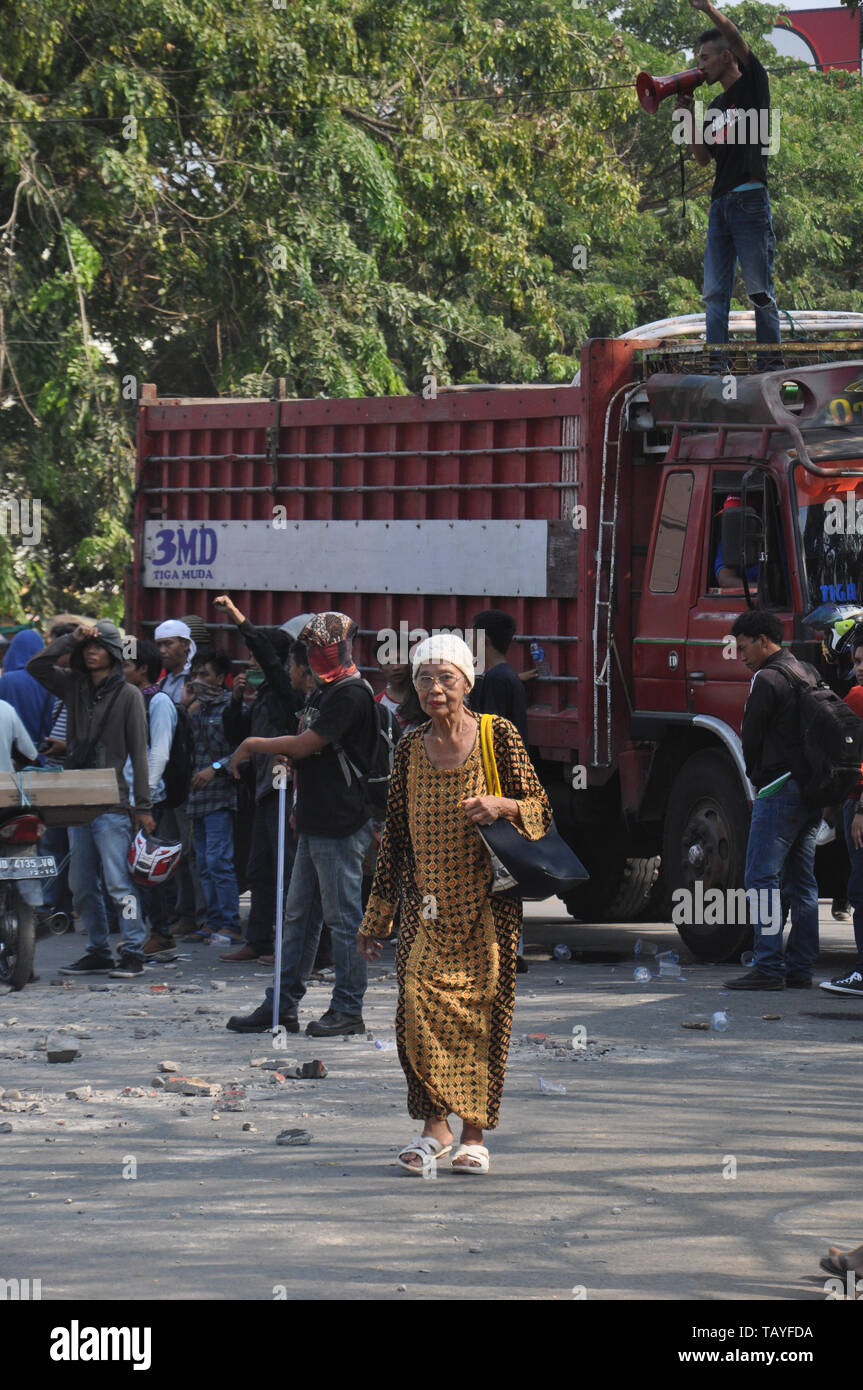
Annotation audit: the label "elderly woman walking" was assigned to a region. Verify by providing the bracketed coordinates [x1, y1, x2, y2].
[357, 634, 551, 1173]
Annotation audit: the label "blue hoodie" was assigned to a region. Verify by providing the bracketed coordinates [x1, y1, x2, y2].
[0, 630, 54, 746]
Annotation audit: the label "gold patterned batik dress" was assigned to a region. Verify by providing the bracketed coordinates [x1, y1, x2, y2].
[360, 715, 551, 1130]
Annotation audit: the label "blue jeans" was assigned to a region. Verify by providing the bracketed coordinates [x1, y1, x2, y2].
[192, 809, 240, 935]
[68, 812, 145, 957]
[745, 778, 820, 978]
[841, 799, 863, 967]
[704, 185, 780, 364]
[266, 820, 374, 1019]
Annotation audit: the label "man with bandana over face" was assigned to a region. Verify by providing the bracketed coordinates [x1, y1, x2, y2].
[226, 612, 378, 1037]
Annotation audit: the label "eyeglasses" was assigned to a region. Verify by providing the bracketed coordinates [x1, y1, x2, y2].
[416, 673, 462, 691]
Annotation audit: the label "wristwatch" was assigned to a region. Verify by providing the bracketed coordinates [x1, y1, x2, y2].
[212, 761, 223, 773]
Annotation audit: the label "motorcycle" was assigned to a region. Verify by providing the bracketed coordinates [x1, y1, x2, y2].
[0, 805, 60, 990]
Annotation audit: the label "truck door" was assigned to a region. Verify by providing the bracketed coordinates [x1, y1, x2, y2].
[685, 467, 792, 728]
[633, 468, 700, 712]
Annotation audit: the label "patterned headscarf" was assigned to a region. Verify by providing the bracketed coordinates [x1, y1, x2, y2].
[301, 612, 358, 685]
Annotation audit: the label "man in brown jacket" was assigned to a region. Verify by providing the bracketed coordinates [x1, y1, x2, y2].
[28, 621, 153, 978]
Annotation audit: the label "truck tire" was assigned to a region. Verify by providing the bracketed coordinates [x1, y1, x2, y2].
[660, 749, 752, 962]
[562, 855, 660, 923]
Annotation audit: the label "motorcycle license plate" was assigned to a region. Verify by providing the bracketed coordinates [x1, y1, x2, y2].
[0, 856, 57, 879]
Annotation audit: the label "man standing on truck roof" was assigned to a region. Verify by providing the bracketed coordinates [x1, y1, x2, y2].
[725, 610, 821, 991]
[676, 0, 781, 367]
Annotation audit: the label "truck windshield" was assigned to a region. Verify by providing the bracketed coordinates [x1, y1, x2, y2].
[796, 464, 863, 607]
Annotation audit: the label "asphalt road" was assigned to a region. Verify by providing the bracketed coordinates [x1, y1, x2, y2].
[1, 900, 860, 1302]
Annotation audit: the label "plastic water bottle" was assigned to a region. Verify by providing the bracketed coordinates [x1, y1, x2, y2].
[633, 966, 651, 982]
[711, 1010, 729, 1032]
[530, 642, 551, 677]
[657, 950, 681, 979]
[538, 1078, 567, 1095]
[553, 944, 572, 961]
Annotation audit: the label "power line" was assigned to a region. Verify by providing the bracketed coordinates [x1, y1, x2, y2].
[0, 58, 859, 127]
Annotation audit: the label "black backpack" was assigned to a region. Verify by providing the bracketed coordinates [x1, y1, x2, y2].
[774, 663, 863, 806]
[331, 679, 402, 818]
[147, 689, 195, 809]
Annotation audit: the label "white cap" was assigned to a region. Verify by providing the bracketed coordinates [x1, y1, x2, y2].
[411, 633, 476, 690]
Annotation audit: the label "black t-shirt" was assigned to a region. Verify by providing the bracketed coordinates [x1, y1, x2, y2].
[295, 678, 379, 837]
[472, 662, 530, 746]
[703, 51, 770, 200]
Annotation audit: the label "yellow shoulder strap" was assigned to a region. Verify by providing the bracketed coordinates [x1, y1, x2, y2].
[479, 713, 502, 796]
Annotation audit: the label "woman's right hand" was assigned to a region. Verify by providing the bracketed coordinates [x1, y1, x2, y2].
[356, 932, 382, 962]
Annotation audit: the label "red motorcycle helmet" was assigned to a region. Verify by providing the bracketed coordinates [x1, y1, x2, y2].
[128, 828, 183, 886]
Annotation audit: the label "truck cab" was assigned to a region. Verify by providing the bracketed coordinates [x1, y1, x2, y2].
[624, 350, 863, 959]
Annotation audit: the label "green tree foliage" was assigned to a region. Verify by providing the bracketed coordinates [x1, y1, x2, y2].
[0, 0, 861, 618]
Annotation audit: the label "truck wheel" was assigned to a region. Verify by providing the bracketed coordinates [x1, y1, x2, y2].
[660, 750, 752, 962]
[562, 855, 660, 922]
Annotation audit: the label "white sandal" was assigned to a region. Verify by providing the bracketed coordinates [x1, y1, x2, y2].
[396, 1135, 452, 1174]
[450, 1143, 490, 1174]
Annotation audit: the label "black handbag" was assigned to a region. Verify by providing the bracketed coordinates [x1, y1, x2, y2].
[477, 714, 589, 901]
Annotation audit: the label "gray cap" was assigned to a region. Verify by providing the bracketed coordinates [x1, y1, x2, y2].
[279, 612, 316, 642]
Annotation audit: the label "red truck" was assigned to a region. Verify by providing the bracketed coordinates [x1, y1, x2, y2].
[129, 313, 863, 961]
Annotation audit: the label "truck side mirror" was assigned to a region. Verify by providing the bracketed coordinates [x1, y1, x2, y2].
[721, 507, 762, 569]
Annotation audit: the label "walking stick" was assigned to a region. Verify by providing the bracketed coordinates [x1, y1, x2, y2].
[271, 775, 288, 1034]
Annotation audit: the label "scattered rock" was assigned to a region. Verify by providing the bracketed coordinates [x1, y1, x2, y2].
[151, 1076, 165, 1088]
[194, 1005, 218, 1015]
[164, 1076, 222, 1098]
[681, 1021, 710, 1031]
[209, 981, 227, 992]
[65, 1086, 92, 1101]
[242, 1123, 256, 1132]
[298, 1060, 327, 1080]
[121, 1087, 149, 1098]
[275, 1128, 312, 1146]
[761, 1014, 782, 1021]
[4, 1089, 22, 1101]
[249, 1057, 269, 1068]
[396, 1284, 406, 1293]
[87, 984, 110, 992]
[159, 1061, 179, 1073]
[47, 1045, 80, 1064]
[257, 1058, 294, 1071]
[611, 1206, 622, 1215]
[0, 1122, 12, 1134]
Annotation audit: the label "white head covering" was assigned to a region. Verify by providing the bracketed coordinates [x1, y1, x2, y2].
[411, 633, 476, 690]
[154, 619, 196, 668]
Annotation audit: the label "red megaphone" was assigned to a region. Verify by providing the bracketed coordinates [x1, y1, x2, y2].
[636, 67, 705, 114]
